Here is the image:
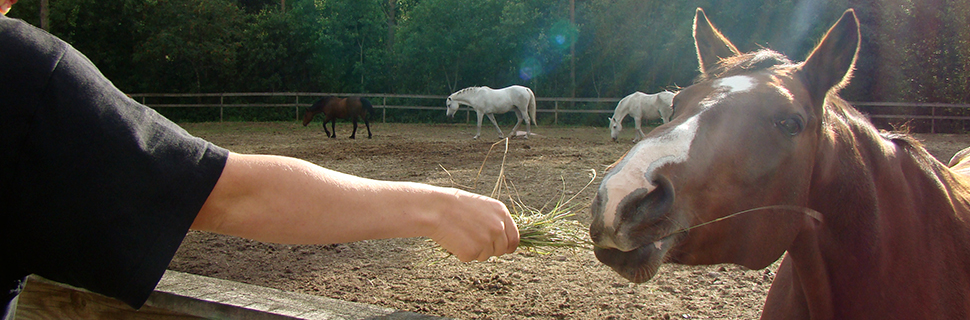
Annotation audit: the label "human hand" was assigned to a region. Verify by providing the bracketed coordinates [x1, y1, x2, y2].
[0, 0, 18, 15]
[427, 189, 519, 262]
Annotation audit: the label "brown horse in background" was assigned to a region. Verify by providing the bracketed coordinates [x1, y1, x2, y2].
[590, 8, 970, 319]
[302, 96, 375, 139]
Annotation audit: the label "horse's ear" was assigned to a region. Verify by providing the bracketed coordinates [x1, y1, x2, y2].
[693, 8, 740, 75]
[796, 9, 860, 109]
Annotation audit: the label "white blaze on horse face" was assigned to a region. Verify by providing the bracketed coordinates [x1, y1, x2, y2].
[716, 75, 755, 93]
[599, 115, 702, 232]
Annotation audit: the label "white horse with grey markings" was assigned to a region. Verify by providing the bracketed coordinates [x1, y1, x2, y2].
[446, 85, 537, 139]
[609, 91, 676, 142]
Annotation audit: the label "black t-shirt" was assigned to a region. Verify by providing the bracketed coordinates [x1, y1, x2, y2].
[0, 16, 228, 309]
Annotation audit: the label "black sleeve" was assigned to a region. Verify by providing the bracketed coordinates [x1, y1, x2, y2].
[0, 16, 228, 308]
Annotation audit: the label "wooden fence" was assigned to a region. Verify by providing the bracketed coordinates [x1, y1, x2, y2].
[128, 93, 970, 133]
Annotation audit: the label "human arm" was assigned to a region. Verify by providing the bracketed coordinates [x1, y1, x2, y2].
[0, 0, 16, 15]
[191, 152, 520, 262]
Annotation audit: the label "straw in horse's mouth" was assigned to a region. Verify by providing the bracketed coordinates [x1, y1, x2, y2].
[662, 205, 824, 238]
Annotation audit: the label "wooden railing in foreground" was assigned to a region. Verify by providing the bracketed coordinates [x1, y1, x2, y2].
[12, 271, 442, 320]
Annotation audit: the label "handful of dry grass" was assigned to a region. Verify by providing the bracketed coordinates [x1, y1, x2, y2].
[432, 138, 594, 257]
[508, 187, 594, 253]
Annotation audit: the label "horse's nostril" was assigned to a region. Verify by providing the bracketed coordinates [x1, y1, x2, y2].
[644, 175, 674, 219]
[619, 175, 675, 226]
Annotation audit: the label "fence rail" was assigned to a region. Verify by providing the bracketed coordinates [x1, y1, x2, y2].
[129, 92, 623, 125]
[129, 92, 970, 132]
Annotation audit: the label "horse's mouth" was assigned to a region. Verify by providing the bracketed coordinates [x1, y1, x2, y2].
[594, 234, 679, 283]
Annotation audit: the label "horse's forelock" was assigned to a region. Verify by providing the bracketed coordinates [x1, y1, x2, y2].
[696, 49, 793, 83]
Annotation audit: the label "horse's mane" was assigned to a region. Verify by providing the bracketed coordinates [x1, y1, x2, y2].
[308, 96, 336, 112]
[695, 49, 794, 83]
[821, 77, 941, 171]
[450, 86, 483, 97]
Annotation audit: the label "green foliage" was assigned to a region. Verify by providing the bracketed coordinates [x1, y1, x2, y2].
[129, 0, 246, 93]
[6, 0, 970, 128]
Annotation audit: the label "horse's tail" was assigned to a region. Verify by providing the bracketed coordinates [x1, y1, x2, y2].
[528, 88, 537, 126]
[360, 97, 376, 119]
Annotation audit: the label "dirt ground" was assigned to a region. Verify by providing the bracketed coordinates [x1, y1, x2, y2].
[169, 121, 969, 319]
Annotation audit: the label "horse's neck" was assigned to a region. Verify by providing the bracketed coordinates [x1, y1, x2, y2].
[612, 101, 632, 120]
[451, 90, 481, 105]
[810, 115, 970, 228]
[782, 111, 970, 318]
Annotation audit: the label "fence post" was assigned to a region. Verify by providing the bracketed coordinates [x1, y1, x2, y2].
[382, 96, 387, 123]
[295, 95, 300, 121]
[219, 95, 224, 122]
[554, 101, 559, 125]
[931, 105, 936, 134]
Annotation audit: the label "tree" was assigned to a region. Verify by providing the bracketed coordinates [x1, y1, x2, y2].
[130, 0, 245, 93]
[393, 0, 544, 94]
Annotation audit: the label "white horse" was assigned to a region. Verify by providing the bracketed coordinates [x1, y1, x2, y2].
[446, 85, 537, 139]
[608, 91, 675, 142]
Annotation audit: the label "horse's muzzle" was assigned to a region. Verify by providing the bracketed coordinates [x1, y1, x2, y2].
[593, 242, 667, 283]
[590, 173, 680, 282]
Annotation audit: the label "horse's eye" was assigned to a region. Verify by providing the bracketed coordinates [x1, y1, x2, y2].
[776, 116, 803, 136]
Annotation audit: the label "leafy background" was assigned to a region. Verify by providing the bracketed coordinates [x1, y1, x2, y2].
[8, 0, 970, 128]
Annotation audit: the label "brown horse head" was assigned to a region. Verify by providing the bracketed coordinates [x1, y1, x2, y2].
[302, 96, 336, 126]
[590, 8, 859, 283]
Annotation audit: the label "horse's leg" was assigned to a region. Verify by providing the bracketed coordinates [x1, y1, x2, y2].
[363, 117, 372, 139]
[349, 117, 358, 139]
[524, 111, 531, 139]
[633, 117, 645, 142]
[322, 116, 333, 138]
[508, 110, 523, 138]
[474, 111, 485, 139]
[487, 113, 504, 138]
[518, 107, 532, 139]
[328, 117, 337, 138]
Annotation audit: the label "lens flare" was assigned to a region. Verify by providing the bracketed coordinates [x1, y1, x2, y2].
[519, 57, 542, 81]
[549, 20, 578, 51]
